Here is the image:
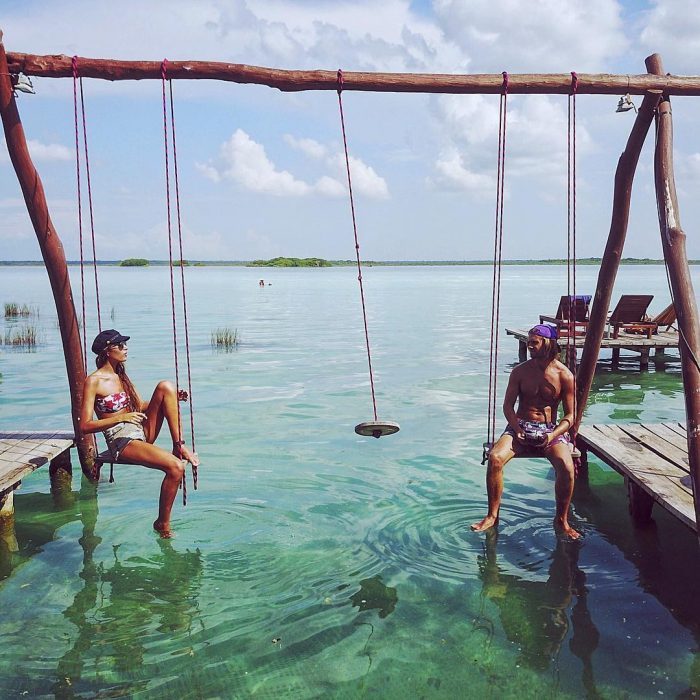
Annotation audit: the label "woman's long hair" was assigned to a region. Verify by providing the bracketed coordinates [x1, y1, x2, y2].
[96, 350, 140, 411]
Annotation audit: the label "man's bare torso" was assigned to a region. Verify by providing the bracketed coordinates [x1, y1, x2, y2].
[513, 358, 567, 423]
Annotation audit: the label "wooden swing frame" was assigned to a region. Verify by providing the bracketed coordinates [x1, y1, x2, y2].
[0, 33, 698, 532]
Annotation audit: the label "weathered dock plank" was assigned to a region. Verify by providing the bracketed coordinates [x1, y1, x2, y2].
[577, 423, 695, 531]
[0, 430, 75, 493]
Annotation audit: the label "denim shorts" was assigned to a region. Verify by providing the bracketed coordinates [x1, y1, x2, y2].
[103, 421, 146, 461]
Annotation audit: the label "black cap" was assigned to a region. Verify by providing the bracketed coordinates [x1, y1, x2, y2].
[91, 329, 130, 354]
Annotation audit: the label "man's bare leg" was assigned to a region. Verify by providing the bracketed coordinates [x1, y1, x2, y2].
[546, 443, 580, 539]
[471, 434, 516, 531]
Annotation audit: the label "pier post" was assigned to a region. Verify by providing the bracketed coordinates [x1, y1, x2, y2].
[0, 31, 97, 478]
[575, 55, 664, 426]
[652, 81, 700, 544]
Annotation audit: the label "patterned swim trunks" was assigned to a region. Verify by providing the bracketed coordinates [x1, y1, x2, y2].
[503, 419, 571, 448]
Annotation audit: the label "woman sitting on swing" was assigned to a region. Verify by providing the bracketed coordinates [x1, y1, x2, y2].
[79, 329, 199, 538]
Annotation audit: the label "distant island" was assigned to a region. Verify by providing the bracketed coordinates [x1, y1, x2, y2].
[1, 257, 698, 267]
[248, 257, 332, 267]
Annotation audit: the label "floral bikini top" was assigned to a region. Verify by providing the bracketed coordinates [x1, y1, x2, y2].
[95, 391, 129, 413]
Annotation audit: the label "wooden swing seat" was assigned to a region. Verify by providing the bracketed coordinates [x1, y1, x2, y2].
[482, 440, 581, 461]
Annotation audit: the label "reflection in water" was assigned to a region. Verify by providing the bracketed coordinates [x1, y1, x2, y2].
[477, 529, 599, 694]
[25, 476, 205, 699]
[350, 575, 398, 619]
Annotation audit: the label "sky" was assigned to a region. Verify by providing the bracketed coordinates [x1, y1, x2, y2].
[2, 0, 700, 262]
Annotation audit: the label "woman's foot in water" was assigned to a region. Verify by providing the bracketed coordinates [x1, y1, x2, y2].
[554, 516, 580, 540]
[153, 519, 174, 539]
[470, 514, 498, 531]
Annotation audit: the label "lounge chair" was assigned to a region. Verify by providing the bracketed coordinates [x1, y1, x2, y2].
[606, 294, 655, 338]
[627, 301, 677, 335]
[539, 294, 592, 337]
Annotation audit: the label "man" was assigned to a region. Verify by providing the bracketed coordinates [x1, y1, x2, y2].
[471, 324, 579, 539]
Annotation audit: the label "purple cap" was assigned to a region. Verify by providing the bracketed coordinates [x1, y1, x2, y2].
[528, 324, 558, 340]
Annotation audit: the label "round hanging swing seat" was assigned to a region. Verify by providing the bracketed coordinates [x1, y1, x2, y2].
[355, 421, 400, 439]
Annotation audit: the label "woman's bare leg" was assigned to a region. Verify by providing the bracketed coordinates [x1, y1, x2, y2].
[119, 440, 184, 537]
[142, 381, 199, 466]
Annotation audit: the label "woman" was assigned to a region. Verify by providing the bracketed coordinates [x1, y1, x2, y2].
[80, 328, 199, 538]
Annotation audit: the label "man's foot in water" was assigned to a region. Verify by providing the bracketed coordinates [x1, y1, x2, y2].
[153, 519, 174, 539]
[471, 514, 498, 531]
[554, 517, 580, 540]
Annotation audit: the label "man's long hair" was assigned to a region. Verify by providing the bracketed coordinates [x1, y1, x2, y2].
[540, 337, 561, 362]
[95, 350, 140, 411]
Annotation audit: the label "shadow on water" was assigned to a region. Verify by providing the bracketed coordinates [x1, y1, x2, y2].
[476, 528, 600, 696]
[574, 471, 700, 695]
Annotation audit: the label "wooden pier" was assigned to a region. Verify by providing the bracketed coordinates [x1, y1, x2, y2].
[577, 422, 695, 531]
[505, 327, 679, 369]
[0, 430, 75, 518]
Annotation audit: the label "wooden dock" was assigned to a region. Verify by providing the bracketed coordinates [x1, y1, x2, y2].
[0, 430, 75, 516]
[577, 422, 695, 531]
[505, 328, 679, 369]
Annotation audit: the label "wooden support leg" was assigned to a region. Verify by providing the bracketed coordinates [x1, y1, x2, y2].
[0, 490, 18, 555]
[612, 348, 620, 369]
[50, 450, 74, 508]
[656, 346, 665, 356]
[627, 478, 654, 524]
[577, 447, 589, 482]
[49, 448, 72, 477]
[518, 341, 527, 363]
[640, 347, 649, 370]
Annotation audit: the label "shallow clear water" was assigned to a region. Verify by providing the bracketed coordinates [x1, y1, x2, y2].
[1, 264, 699, 699]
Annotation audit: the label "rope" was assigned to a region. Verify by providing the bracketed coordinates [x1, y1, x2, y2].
[161, 59, 186, 505]
[337, 69, 378, 422]
[167, 78, 198, 490]
[79, 75, 102, 331]
[485, 72, 508, 453]
[568, 72, 578, 449]
[72, 56, 88, 369]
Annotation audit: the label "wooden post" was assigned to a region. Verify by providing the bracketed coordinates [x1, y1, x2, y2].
[0, 33, 97, 478]
[652, 88, 700, 540]
[575, 55, 664, 425]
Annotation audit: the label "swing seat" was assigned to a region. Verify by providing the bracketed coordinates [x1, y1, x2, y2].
[355, 421, 400, 438]
[95, 450, 132, 482]
[482, 440, 581, 462]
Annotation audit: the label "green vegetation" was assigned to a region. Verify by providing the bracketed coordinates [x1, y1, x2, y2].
[4, 302, 37, 318]
[211, 328, 239, 351]
[248, 257, 332, 267]
[119, 258, 150, 267]
[5, 324, 38, 349]
[173, 259, 190, 267]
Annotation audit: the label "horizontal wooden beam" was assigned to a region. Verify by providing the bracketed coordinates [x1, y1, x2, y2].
[6, 52, 700, 95]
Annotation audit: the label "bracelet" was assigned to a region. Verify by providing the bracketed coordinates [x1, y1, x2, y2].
[173, 440, 185, 446]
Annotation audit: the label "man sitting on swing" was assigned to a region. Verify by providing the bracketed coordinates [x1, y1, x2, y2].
[471, 324, 579, 539]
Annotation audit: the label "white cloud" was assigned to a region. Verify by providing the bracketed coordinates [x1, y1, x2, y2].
[639, 0, 700, 72]
[0, 139, 72, 163]
[284, 135, 327, 159]
[430, 148, 494, 194]
[199, 129, 388, 199]
[433, 0, 627, 72]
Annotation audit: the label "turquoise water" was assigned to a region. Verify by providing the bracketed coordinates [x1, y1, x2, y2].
[0, 264, 699, 698]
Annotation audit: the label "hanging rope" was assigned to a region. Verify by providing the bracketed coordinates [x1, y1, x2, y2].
[72, 56, 88, 369]
[336, 69, 378, 423]
[167, 77, 198, 490]
[567, 72, 578, 447]
[79, 71, 102, 332]
[484, 72, 509, 459]
[161, 59, 187, 505]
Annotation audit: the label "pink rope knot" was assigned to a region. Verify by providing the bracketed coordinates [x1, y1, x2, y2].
[337, 69, 344, 94]
[72, 55, 78, 79]
[501, 71, 509, 94]
[161, 59, 168, 81]
[570, 71, 579, 95]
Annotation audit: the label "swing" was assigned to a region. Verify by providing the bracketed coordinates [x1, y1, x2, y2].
[73, 58, 198, 496]
[482, 72, 580, 463]
[337, 70, 399, 439]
